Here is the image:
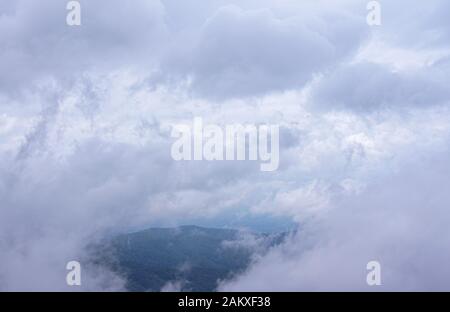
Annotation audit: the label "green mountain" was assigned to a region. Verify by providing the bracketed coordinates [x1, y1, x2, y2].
[97, 225, 285, 291]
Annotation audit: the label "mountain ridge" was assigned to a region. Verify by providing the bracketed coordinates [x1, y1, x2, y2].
[96, 225, 286, 291]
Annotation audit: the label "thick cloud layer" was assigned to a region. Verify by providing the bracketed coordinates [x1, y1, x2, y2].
[0, 0, 450, 291]
[310, 60, 450, 111]
[159, 3, 367, 99]
[221, 146, 450, 291]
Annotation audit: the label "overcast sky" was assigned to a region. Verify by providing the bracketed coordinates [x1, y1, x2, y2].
[1, 0, 450, 291]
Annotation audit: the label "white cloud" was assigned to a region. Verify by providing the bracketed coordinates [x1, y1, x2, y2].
[0, 0, 450, 291]
[220, 146, 450, 291]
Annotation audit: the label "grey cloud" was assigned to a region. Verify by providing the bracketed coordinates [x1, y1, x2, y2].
[0, 0, 167, 94]
[160, 4, 368, 99]
[1, 0, 450, 291]
[310, 61, 450, 112]
[376, 0, 450, 49]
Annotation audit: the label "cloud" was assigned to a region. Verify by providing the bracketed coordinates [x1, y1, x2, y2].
[0, 0, 167, 94]
[373, 0, 450, 49]
[160, 280, 184, 292]
[1, 69, 450, 289]
[220, 145, 450, 291]
[0, 0, 450, 291]
[160, 3, 368, 99]
[309, 60, 450, 111]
